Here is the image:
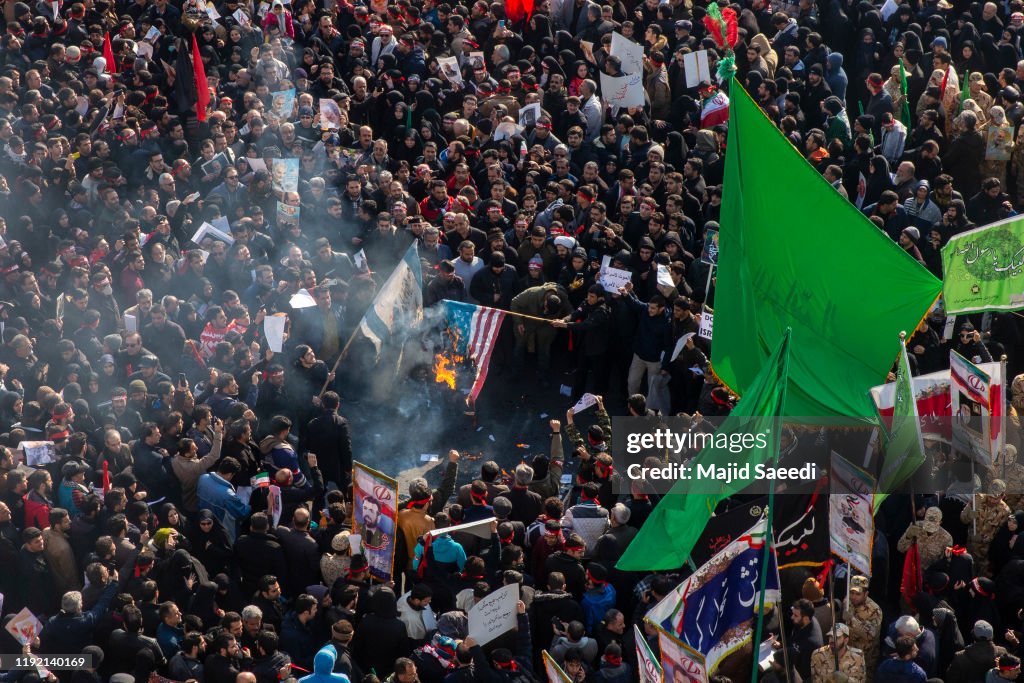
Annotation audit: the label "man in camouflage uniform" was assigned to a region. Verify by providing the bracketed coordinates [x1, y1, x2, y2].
[810, 623, 866, 683]
[995, 445, 1024, 512]
[844, 575, 882, 682]
[962, 478, 1011, 576]
[898, 506, 954, 571]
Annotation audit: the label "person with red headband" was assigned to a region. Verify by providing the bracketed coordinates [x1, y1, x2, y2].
[561, 481, 608, 558]
[579, 561, 614, 635]
[395, 451, 459, 576]
[544, 532, 587, 601]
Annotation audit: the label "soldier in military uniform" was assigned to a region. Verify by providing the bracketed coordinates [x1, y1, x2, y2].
[810, 623, 866, 683]
[844, 575, 883, 682]
[898, 506, 954, 571]
[962, 478, 1011, 576]
[995, 444, 1024, 512]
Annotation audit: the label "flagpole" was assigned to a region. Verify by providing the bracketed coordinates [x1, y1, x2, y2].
[1002, 354, 1008, 480]
[751, 447, 779, 683]
[829, 566, 838, 673]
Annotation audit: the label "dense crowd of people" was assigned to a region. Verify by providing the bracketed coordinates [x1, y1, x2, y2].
[2, 0, 1024, 679]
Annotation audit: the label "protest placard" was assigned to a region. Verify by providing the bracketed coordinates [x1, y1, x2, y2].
[468, 583, 519, 645]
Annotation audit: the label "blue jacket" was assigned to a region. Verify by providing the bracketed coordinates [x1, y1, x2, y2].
[414, 533, 467, 572]
[581, 583, 616, 635]
[157, 622, 184, 658]
[280, 611, 319, 671]
[299, 645, 350, 683]
[876, 657, 927, 683]
[197, 472, 251, 542]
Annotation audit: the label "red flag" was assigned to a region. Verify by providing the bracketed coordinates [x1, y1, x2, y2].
[103, 32, 117, 74]
[901, 541, 922, 605]
[192, 34, 209, 122]
[102, 461, 110, 494]
[939, 66, 951, 100]
[506, 0, 522, 23]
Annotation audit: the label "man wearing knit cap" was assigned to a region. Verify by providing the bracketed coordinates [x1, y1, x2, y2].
[898, 506, 953, 570]
[810, 623, 865, 683]
[962, 478, 1011, 576]
[845, 575, 882, 680]
[946, 619, 1007, 682]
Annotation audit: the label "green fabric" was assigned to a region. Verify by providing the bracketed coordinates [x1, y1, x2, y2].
[900, 62, 912, 128]
[616, 329, 791, 572]
[874, 341, 925, 508]
[712, 84, 942, 420]
[941, 220, 1024, 314]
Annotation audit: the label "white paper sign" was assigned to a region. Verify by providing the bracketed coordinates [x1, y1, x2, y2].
[289, 288, 317, 309]
[263, 314, 287, 352]
[518, 102, 541, 128]
[698, 312, 713, 340]
[601, 72, 645, 109]
[683, 50, 711, 88]
[246, 156, 268, 173]
[656, 264, 673, 288]
[124, 313, 137, 333]
[347, 533, 362, 555]
[670, 332, 696, 362]
[572, 393, 598, 414]
[429, 516, 496, 539]
[598, 265, 633, 293]
[190, 221, 235, 247]
[6, 607, 43, 645]
[880, 0, 899, 20]
[420, 453, 440, 462]
[610, 32, 645, 75]
[353, 249, 368, 272]
[467, 583, 519, 645]
[438, 56, 463, 86]
[233, 8, 250, 25]
[268, 484, 282, 527]
[21, 441, 55, 466]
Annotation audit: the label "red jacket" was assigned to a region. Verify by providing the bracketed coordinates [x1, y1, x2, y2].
[23, 492, 50, 530]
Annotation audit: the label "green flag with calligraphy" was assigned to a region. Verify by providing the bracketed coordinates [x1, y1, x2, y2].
[941, 217, 1024, 314]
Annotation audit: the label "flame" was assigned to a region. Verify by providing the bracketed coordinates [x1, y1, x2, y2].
[433, 353, 457, 389]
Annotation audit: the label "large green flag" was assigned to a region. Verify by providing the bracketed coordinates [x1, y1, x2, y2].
[874, 338, 926, 508]
[616, 329, 791, 571]
[941, 218, 1024, 314]
[713, 84, 942, 420]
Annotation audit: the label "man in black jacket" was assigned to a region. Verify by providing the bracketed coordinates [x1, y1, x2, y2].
[555, 284, 611, 400]
[234, 513, 289, 599]
[303, 392, 352, 490]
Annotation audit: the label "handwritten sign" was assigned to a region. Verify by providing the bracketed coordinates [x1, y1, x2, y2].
[600, 72, 645, 109]
[698, 312, 713, 340]
[468, 583, 519, 645]
[21, 441, 55, 466]
[6, 608, 42, 645]
[598, 265, 633, 293]
[610, 31, 644, 75]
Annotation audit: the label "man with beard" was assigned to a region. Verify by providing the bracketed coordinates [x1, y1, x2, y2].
[360, 495, 386, 550]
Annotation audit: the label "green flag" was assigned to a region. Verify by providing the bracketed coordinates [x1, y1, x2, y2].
[874, 338, 926, 508]
[616, 329, 791, 572]
[713, 83, 942, 420]
[899, 62, 912, 128]
[941, 218, 1024, 314]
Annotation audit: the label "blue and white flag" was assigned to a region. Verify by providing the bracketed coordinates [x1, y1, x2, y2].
[351, 243, 423, 361]
[645, 514, 780, 673]
[441, 300, 506, 404]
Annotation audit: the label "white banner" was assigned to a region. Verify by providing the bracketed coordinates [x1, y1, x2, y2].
[683, 50, 711, 88]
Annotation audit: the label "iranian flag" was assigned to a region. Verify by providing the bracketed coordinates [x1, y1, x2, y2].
[701, 91, 730, 127]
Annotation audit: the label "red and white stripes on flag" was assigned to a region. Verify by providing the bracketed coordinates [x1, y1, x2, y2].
[443, 300, 507, 404]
